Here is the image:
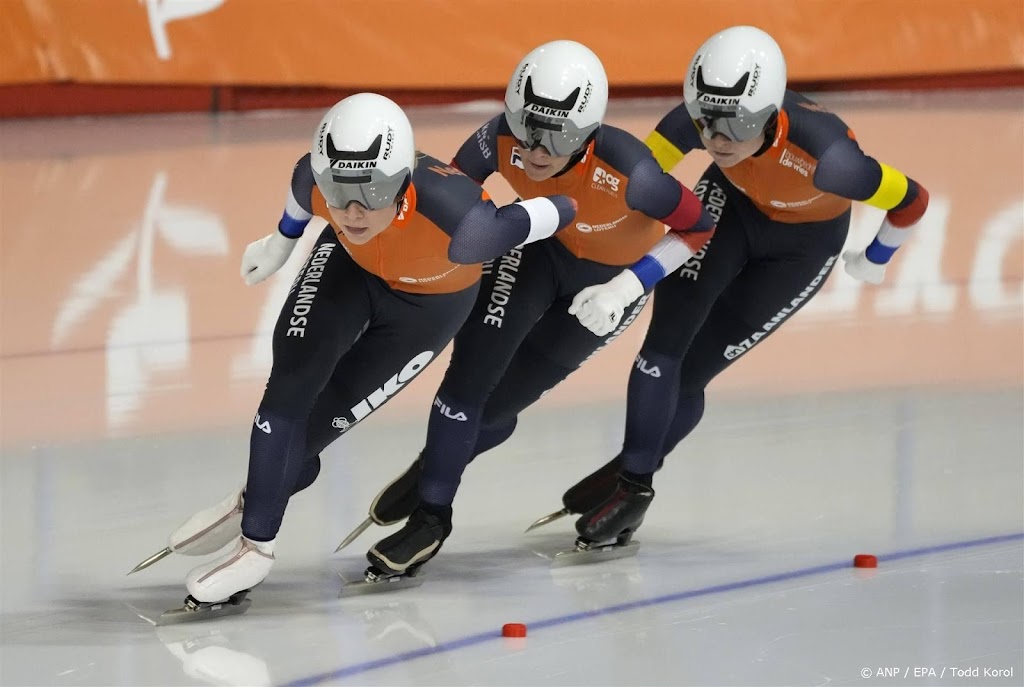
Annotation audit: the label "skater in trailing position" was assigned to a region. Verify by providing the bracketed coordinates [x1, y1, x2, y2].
[343, 40, 716, 582]
[539, 25, 931, 540]
[129, 93, 578, 621]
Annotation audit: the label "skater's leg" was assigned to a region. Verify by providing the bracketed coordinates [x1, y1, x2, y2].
[186, 232, 371, 601]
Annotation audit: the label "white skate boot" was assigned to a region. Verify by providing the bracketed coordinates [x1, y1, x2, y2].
[186, 536, 275, 603]
[129, 487, 244, 574]
[156, 536, 274, 625]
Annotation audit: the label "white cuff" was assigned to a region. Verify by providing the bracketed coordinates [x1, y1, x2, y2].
[284, 187, 313, 223]
[517, 197, 563, 245]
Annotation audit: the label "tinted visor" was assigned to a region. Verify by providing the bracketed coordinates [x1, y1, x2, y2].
[686, 106, 776, 143]
[505, 76, 598, 156]
[505, 107, 599, 156]
[685, 65, 776, 142]
[313, 165, 409, 211]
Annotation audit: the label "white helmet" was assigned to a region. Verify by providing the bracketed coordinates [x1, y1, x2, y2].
[504, 40, 608, 156]
[310, 93, 415, 210]
[683, 26, 787, 142]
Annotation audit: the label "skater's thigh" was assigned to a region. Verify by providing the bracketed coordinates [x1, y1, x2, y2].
[642, 166, 752, 359]
[441, 242, 560, 402]
[676, 229, 845, 392]
[263, 229, 374, 416]
[477, 249, 648, 428]
[309, 281, 479, 434]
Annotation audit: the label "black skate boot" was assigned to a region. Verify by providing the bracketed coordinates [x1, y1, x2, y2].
[527, 450, 669, 533]
[564, 454, 666, 514]
[369, 456, 423, 526]
[551, 475, 652, 567]
[563, 456, 622, 513]
[576, 474, 653, 545]
[366, 503, 453, 576]
[338, 504, 453, 597]
[335, 455, 423, 552]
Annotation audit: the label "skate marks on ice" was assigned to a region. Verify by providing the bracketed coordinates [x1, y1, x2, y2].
[0, 597, 174, 644]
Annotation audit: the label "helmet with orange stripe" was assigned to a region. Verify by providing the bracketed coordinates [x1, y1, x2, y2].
[503, 40, 609, 157]
[683, 26, 787, 142]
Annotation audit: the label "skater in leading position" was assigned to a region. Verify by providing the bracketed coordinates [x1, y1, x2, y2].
[539, 25, 931, 537]
[129, 93, 578, 622]
[341, 39, 716, 581]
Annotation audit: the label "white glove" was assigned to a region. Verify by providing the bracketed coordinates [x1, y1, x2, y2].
[568, 269, 644, 336]
[842, 249, 886, 285]
[240, 231, 298, 286]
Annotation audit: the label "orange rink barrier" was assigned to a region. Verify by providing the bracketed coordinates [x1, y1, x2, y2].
[0, 93, 1021, 447]
[2, 0, 1022, 87]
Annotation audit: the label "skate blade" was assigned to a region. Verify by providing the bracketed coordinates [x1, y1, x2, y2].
[337, 571, 424, 598]
[155, 592, 252, 626]
[551, 540, 640, 568]
[525, 508, 570, 533]
[334, 517, 372, 553]
[127, 547, 173, 575]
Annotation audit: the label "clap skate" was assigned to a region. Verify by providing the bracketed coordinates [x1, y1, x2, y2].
[337, 564, 426, 597]
[334, 456, 422, 552]
[157, 536, 275, 624]
[339, 504, 450, 597]
[156, 590, 254, 626]
[128, 487, 244, 574]
[552, 475, 652, 567]
[526, 457, 621, 532]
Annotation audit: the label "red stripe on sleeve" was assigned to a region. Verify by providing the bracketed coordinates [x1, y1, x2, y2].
[663, 182, 706, 231]
[670, 225, 716, 254]
[887, 185, 929, 228]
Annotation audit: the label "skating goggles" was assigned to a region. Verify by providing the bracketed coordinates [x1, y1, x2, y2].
[504, 108, 599, 157]
[685, 98, 777, 143]
[314, 165, 411, 212]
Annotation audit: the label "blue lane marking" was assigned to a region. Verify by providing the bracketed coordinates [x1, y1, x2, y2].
[282, 531, 1024, 687]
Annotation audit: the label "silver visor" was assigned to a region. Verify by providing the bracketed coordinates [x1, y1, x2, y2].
[313, 165, 410, 211]
[504, 107, 599, 157]
[685, 98, 777, 143]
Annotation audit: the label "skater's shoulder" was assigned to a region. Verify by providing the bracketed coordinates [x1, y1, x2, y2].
[411, 152, 492, 231]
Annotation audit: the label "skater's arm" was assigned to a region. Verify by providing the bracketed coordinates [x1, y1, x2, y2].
[240, 154, 313, 286]
[278, 153, 316, 238]
[450, 115, 503, 184]
[814, 137, 929, 283]
[414, 157, 576, 264]
[623, 155, 716, 292]
[566, 131, 715, 336]
[446, 195, 577, 264]
[644, 103, 704, 172]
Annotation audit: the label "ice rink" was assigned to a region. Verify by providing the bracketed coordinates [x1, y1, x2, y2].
[1, 91, 1022, 686]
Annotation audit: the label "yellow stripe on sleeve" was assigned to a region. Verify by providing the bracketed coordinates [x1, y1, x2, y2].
[864, 162, 909, 210]
[644, 130, 686, 173]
